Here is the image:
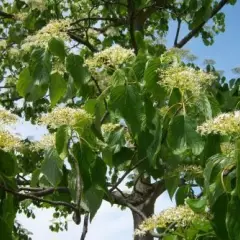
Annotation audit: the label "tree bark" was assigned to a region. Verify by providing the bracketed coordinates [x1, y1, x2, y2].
[132, 201, 155, 240]
[131, 178, 165, 240]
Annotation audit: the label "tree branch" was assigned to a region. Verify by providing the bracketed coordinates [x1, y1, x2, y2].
[174, 18, 181, 47]
[0, 10, 14, 19]
[68, 32, 97, 52]
[80, 214, 89, 240]
[19, 187, 70, 197]
[69, 146, 82, 225]
[109, 156, 145, 193]
[71, 17, 123, 26]
[175, 0, 229, 48]
[127, 0, 138, 54]
[0, 184, 77, 211]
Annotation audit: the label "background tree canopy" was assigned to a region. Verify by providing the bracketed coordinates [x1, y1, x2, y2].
[0, 0, 239, 239]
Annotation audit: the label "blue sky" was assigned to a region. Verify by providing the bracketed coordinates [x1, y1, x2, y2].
[166, 1, 240, 79]
[17, 2, 240, 240]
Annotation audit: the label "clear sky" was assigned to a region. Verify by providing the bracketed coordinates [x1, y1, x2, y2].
[17, 2, 240, 240]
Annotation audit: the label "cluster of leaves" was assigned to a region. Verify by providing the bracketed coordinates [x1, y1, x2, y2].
[0, 0, 239, 240]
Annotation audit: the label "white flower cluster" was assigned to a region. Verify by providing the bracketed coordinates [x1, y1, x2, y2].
[0, 108, 18, 125]
[197, 111, 240, 136]
[176, 165, 203, 176]
[38, 107, 93, 128]
[14, 12, 28, 21]
[21, 19, 71, 52]
[101, 123, 121, 133]
[31, 133, 56, 151]
[24, 0, 47, 11]
[0, 108, 22, 151]
[0, 129, 22, 151]
[135, 205, 205, 236]
[159, 66, 216, 97]
[85, 45, 135, 71]
[0, 40, 7, 49]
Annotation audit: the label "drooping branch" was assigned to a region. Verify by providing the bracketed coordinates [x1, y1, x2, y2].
[18, 186, 70, 197]
[175, 0, 229, 48]
[0, 184, 77, 211]
[69, 146, 82, 225]
[80, 214, 89, 240]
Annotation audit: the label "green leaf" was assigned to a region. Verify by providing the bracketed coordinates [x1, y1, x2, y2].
[167, 115, 187, 154]
[235, 140, 240, 199]
[17, 48, 51, 101]
[49, 72, 67, 106]
[144, 57, 161, 89]
[91, 158, 107, 191]
[165, 176, 179, 199]
[56, 125, 71, 160]
[109, 85, 142, 135]
[0, 150, 16, 177]
[144, 114, 163, 166]
[112, 147, 134, 168]
[72, 142, 94, 192]
[111, 69, 126, 86]
[226, 195, 240, 240]
[167, 115, 204, 155]
[30, 168, 41, 187]
[201, 134, 221, 166]
[16, 68, 48, 101]
[41, 148, 63, 187]
[29, 47, 51, 85]
[186, 196, 207, 213]
[175, 185, 190, 205]
[82, 186, 104, 221]
[1, 194, 17, 232]
[211, 194, 229, 240]
[198, 94, 212, 119]
[48, 37, 66, 62]
[168, 88, 182, 107]
[0, 218, 12, 240]
[66, 54, 90, 89]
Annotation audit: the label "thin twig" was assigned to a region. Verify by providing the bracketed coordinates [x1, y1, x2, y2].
[109, 156, 146, 193]
[91, 76, 108, 109]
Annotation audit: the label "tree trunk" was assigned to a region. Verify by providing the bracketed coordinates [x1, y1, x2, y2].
[132, 201, 155, 240]
[130, 178, 165, 240]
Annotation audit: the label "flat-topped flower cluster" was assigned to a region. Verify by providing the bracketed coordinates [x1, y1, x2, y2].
[21, 19, 71, 52]
[159, 66, 216, 97]
[85, 45, 135, 71]
[135, 205, 208, 236]
[197, 111, 240, 136]
[0, 108, 21, 151]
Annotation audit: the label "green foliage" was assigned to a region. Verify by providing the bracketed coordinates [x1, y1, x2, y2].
[0, 0, 239, 239]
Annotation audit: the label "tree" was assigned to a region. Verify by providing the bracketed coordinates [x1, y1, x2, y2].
[0, 0, 239, 239]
